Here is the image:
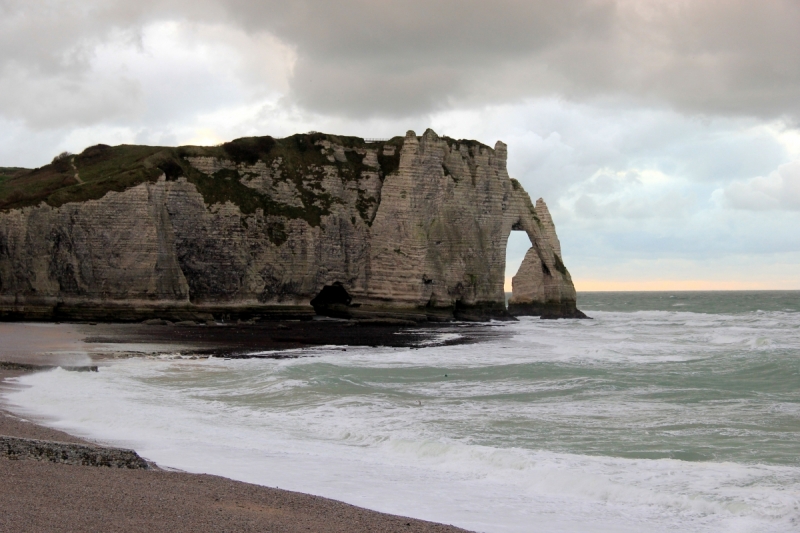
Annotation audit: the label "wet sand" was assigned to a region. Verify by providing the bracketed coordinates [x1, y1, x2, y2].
[0, 322, 483, 533]
[0, 322, 95, 366]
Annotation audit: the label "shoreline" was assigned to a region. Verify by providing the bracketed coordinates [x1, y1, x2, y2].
[0, 322, 481, 532]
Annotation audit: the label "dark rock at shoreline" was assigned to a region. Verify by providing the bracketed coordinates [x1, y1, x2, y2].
[82, 320, 502, 358]
[1, 435, 149, 469]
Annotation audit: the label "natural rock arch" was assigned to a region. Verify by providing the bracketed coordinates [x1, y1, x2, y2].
[505, 198, 587, 319]
[0, 128, 586, 322]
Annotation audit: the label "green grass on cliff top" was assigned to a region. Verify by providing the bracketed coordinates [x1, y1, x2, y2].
[0, 132, 499, 234]
[0, 167, 30, 179]
[0, 134, 408, 229]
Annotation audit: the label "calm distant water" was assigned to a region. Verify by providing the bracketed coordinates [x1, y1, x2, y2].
[6, 291, 800, 533]
[580, 290, 800, 314]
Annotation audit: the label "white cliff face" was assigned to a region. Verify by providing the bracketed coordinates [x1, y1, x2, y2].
[367, 130, 514, 313]
[534, 198, 562, 257]
[0, 130, 583, 321]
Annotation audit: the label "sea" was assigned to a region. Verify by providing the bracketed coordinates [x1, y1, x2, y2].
[4, 291, 800, 533]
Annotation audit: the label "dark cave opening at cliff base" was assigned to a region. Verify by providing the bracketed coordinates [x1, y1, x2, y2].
[505, 230, 533, 307]
[310, 282, 353, 319]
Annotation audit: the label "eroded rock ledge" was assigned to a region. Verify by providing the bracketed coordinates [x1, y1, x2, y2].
[0, 129, 585, 321]
[0, 435, 150, 469]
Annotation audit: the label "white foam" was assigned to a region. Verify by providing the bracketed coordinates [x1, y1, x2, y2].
[5, 309, 800, 533]
[5, 355, 799, 533]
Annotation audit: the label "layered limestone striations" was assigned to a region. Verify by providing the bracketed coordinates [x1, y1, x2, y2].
[0, 129, 585, 322]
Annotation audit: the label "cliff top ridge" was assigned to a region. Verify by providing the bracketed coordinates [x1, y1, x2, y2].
[0, 131, 499, 214]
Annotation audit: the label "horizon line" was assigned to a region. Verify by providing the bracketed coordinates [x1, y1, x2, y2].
[504, 277, 800, 293]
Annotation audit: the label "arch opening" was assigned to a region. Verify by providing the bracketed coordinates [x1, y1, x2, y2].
[504, 229, 533, 306]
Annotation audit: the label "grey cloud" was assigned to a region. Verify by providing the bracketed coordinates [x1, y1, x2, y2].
[211, 0, 800, 118]
[4, 0, 800, 126]
[0, 0, 224, 128]
[721, 160, 800, 211]
[459, 100, 790, 213]
[567, 185, 694, 222]
[430, 100, 800, 266]
[0, 67, 142, 128]
[0, 1, 149, 127]
[222, 0, 611, 63]
[218, 0, 616, 116]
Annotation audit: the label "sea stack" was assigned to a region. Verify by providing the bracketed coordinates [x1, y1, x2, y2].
[0, 129, 585, 322]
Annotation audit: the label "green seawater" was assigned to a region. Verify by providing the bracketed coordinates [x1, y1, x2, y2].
[579, 290, 800, 314]
[8, 291, 800, 531]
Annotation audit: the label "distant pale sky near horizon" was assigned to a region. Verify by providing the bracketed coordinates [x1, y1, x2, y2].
[2, 1, 800, 291]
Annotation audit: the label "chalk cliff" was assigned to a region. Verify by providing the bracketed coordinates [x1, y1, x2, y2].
[0, 129, 584, 321]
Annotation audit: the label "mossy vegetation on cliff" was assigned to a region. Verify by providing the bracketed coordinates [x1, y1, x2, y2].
[0, 167, 30, 181]
[0, 134, 406, 231]
[0, 164, 79, 211]
[0, 168, 36, 203]
[442, 136, 491, 154]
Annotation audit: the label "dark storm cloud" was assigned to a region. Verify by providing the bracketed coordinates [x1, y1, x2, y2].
[215, 0, 614, 116]
[2, 1, 800, 124]
[210, 0, 800, 118]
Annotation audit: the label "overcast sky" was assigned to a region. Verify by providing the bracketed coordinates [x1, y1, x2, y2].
[2, 0, 799, 290]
